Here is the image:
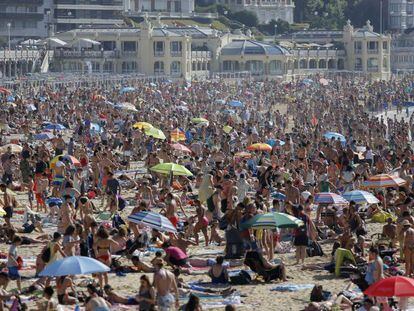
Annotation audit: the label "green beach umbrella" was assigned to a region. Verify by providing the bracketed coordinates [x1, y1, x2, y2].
[240, 212, 303, 230]
[144, 127, 166, 140]
[191, 117, 209, 124]
[150, 163, 193, 176]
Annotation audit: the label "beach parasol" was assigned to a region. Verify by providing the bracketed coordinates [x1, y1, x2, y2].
[150, 163, 193, 176]
[144, 127, 166, 140]
[267, 139, 286, 147]
[228, 100, 244, 108]
[223, 125, 233, 134]
[170, 128, 186, 142]
[362, 174, 406, 189]
[215, 99, 226, 105]
[247, 143, 272, 152]
[364, 276, 414, 297]
[319, 78, 329, 86]
[50, 155, 81, 169]
[90, 123, 102, 134]
[44, 123, 66, 131]
[240, 212, 303, 230]
[191, 117, 209, 124]
[342, 190, 379, 204]
[0, 87, 11, 95]
[324, 132, 346, 144]
[170, 143, 191, 153]
[0, 144, 22, 153]
[133, 122, 153, 130]
[0, 208, 6, 216]
[120, 86, 135, 94]
[128, 211, 177, 233]
[234, 151, 252, 159]
[314, 192, 348, 205]
[34, 132, 55, 141]
[39, 256, 110, 277]
[271, 192, 286, 201]
[27, 104, 37, 112]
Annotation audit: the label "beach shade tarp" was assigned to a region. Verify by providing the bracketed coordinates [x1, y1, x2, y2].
[170, 143, 191, 153]
[247, 143, 272, 152]
[150, 163, 193, 176]
[43, 123, 66, 131]
[314, 192, 348, 205]
[0, 144, 22, 153]
[34, 132, 55, 141]
[364, 276, 414, 297]
[133, 122, 153, 130]
[39, 37, 67, 48]
[39, 256, 109, 277]
[324, 132, 346, 144]
[128, 211, 177, 233]
[267, 139, 286, 147]
[144, 127, 166, 140]
[362, 174, 407, 189]
[191, 117, 209, 124]
[228, 100, 244, 108]
[240, 212, 303, 230]
[120, 87, 135, 94]
[170, 128, 186, 142]
[342, 190, 380, 204]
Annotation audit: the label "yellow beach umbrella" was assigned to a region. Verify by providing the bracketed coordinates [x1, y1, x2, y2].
[133, 122, 153, 130]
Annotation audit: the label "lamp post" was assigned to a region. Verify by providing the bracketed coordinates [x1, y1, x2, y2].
[7, 22, 11, 50]
[274, 24, 278, 41]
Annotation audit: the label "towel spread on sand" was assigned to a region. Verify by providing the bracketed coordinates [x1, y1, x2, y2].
[271, 284, 315, 292]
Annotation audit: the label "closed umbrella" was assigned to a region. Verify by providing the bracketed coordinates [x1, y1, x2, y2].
[247, 143, 272, 152]
[128, 211, 177, 233]
[39, 256, 109, 277]
[364, 276, 414, 297]
[150, 163, 193, 176]
[314, 192, 348, 205]
[342, 190, 379, 204]
[362, 174, 406, 189]
[144, 127, 166, 140]
[240, 212, 303, 230]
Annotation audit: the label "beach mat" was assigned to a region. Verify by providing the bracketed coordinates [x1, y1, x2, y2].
[271, 283, 315, 292]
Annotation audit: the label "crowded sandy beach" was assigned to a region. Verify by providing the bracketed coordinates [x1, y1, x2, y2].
[0, 74, 413, 311]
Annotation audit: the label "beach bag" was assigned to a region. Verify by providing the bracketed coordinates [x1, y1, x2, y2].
[112, 213, 126, 229]
[307, 241, 324, 257]
[230, 270, 251, 285]
[41, 245, 51, 263]
[117, 196, 127, 211]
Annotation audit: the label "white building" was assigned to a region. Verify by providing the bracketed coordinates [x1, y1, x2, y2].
[391, 29, 414, 72]
[127, 0, 195, 14]
[216, 0, 295, 24]
[388, 0, 414, 31]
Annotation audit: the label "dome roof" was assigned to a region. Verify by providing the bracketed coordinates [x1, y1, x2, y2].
[221, 40, 290, 56]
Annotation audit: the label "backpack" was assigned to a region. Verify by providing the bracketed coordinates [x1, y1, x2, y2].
[307, 241, 324, 257]
[230, 270, 252, 285]
[112, 213, 126, 229]
[41, 245, 51, 263]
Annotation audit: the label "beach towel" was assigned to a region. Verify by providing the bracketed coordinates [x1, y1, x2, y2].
[371, 211, 396, 223]
[335, 248, 356, 277]
[271, 284, 315, 292]
[202, 294, 242, 310]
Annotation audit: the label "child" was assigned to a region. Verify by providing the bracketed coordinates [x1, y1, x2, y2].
[35, 173, 49, 213]
[210, 221, 223, 245]
[7, 236, 22, 292]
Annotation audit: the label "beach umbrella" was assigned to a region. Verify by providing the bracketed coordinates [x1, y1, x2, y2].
[228, 100, 244, 108]
[271, 192, 286, 201]
[50, 155, 81, 169]
[324, 132, 346, 144]
[234, 151, 252, 159]
[342, 190, 380, 204]
[0, 208, 5, 216]
[319, 78, 329, 86]
[364, 276, 414, 297]
[191, 117, 209, 124]
[133, 122, 153, 130]
[267, 139, 286, 147]
[34, 132, 55, 141]
[120, 86, 135, 94]
[362, 174, 406, 189]
[247, 143, 272, 152]
[27, 104, 37, 112]
[0, 87, 11, 95]
[215, 99, 226, 105]
[223, 109, 236, 115]
[39, 256, 110, 277]
[0, 144, 22, 153]
[150, 163, 193, 176]
[128, 211, 177, 233]
[6, 95, 15, 102]
[170, 128, 186, 142]
[90, 123, 102, 133]
[240, 212, 303, 230]
[176, 105, 189, 112]
[144, 127, 166, 140]
[44, 123, 66, 131]
[314, 192, 348, 205]
[223, 125, 233, 134]
[302, 78, 314, 85]
[170, 143, 191, 153]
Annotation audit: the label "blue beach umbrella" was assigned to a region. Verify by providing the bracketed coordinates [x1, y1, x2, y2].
[34, 132, 55, 141]
[271, 191, 286, 201]
[324, 132, 346, 145]
[120, 86, 135, 94]
[267, 139, 286, 147]
[228, 100, 244, 108]
[39, 256, 110, 277]
[44, 123, 66, 131]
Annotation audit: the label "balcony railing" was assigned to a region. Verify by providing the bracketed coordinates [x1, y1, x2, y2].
[191, 51, 212, 59]
[367, 49, 379, 54]
[123, 11, 218, 19]
[354, 49, 362, 54]
[54, 50, 119, 59]
[355, 66, 363, 71]
[171, 51, 182, 57]
[367, 66, 379, 72]
[154, 51, 164, 57]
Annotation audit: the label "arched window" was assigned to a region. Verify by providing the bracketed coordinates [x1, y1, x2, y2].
[318, 59, 326, 68]
[269, 60, 283, 74]
[170, 61, 181, 76]
[309, 59, 317, 69]
[154, 61, 164, 74]
[299, 59, 307, 69]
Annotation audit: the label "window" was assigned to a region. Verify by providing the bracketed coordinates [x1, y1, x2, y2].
[103, 61, 113, 73]
[354, 41, 362, 53]
[246, 60, 264, 74]
[355, 58, 362, 70]
[122, 41, 136, 52]
[122, 61, 137, 73]
[154, 61, 164, 74]
[170, 61, 181, 76]
[382, 41, 388, 50]
[153, 41, 164, 56]
[367, 58, 378, 71]
[269, 60, 283, 74]
[367, 41, 378, 53]
[170, 41, 182, 56]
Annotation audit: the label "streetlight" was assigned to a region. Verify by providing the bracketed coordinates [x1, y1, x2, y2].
[7, 22, 11, 50]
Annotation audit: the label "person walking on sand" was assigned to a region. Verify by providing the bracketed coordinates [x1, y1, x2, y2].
[153, 260, 179, 311]
[403, 220, 414, 276]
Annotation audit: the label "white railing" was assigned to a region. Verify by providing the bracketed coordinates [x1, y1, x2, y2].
[0, 50, 40, 61]
[123, 11, 218, 19]
[191, 51, 212, 59]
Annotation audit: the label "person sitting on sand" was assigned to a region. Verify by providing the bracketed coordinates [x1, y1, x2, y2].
[85, 284, 111, 311]
[382, 217, 397, 247]
[131, 255, 155, 273]
[208, 256, 229, 284]
[36, 286, 58, 311]
[56, 275, 77, 305]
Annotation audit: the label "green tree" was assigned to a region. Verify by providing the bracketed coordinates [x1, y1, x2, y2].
[305, 0, 348, 29]
[230, 10, 259, 27]
[345, 0, 382, 32]
[258, 19, 291, 35]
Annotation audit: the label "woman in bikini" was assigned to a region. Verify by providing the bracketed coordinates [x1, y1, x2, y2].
[93, 227, 119, 291]
[193, 200, 209, 246]
[56, 275, 77, 305]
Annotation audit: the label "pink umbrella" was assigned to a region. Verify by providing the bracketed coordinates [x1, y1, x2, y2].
[170, 143, 192, 153]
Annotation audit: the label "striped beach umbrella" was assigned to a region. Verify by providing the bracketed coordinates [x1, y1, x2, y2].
[240, 212, 303, 230]
[362, 174, 406, 189]
[314, 192, 348, 205]
[128, 211, 177, 233]
[343, 190, 380, 204]
[247, 143, 272, 152]
[170, 128, 186, 142]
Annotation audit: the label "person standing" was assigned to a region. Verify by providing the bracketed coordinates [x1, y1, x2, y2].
[294, 205, 310, 265]
[403, 220, 414, 277]
[153, 260, 179, 311]
[7, 236, 22, 292]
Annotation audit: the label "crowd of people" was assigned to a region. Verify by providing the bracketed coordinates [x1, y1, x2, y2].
[0, 74, 413, 310]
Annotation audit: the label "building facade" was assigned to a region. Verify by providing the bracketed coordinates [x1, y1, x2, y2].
[216, 0, 295, 24]
[388, 0, 414, 31]
[127, 0, 195, 14]
[0, 0, 54, 42]
[391, 29, 414, 72]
